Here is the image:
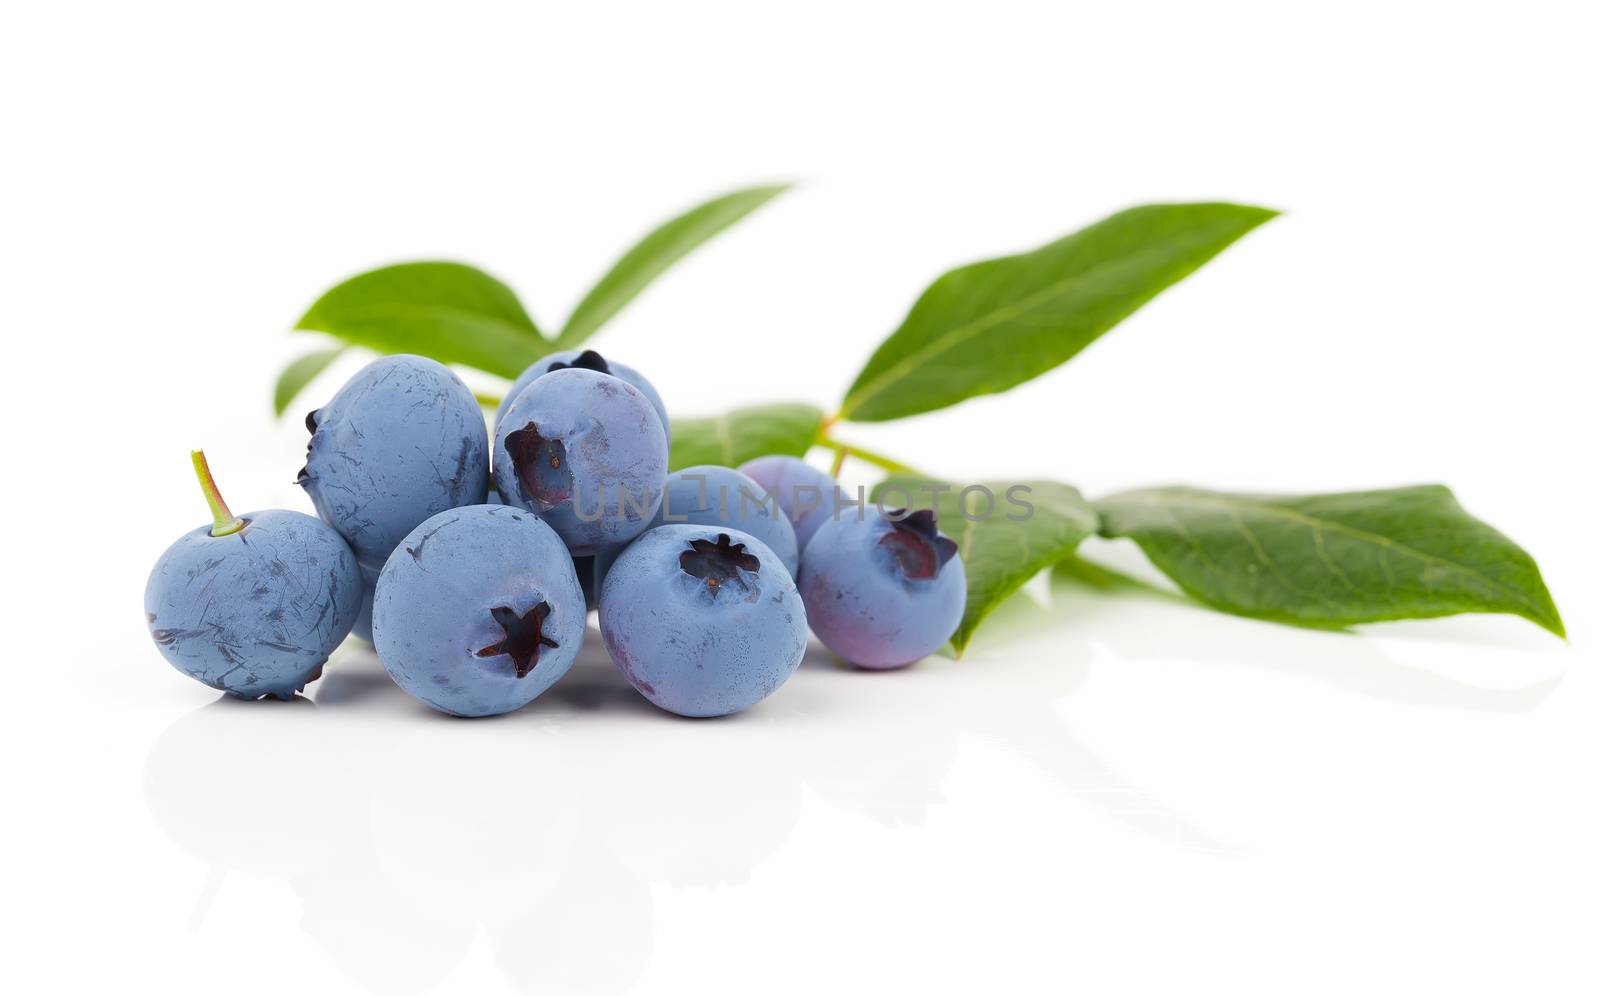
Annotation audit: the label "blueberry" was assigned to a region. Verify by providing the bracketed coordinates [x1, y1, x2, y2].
[738, 455, 848, 551]
[145, 451, 362, 699]
[372, 505, 586, 717]
[798, 507, 966, 669]
[495, 349, 669, 441]
[493, 367, 667, 555]
[299, 354, 489, 575]
[599, 525, 806, 717]
[652, 464, 800, 577]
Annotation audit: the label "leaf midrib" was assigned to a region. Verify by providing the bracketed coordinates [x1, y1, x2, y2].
[842, 235, 1209, 418]
[1106, 490, 1545, 618]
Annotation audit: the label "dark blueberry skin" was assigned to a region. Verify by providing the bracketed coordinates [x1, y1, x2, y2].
[300, 354, 489, 575]
[494, 349, 670, 442]
[492, 367, 667, 555]
[799, 507, 966, 669]
[599, 525, 807, 718]
[373, 505, 586, 717]
[145, 510, 363, 698]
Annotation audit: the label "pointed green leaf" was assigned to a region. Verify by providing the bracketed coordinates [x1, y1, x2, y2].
[871, 477, 1099, 652]
[296, 262, 546, 378]
[840, 203, 1277, 422]
[668, 403, 822, 471]
[1095, 485, 1564, 636]
[557, 183, 793, 348]
[272, 346, 347, 416]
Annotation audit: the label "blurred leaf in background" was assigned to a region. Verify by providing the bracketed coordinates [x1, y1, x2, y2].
[277, 184, 792, 414]
[668, 404, 823, 471]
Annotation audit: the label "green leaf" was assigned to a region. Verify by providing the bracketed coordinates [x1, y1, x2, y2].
[272, 346, 346, 416]
[871, 477, 1100, 652]
[668, 403, 823, 472]
[296, 262, 547, 379]
[840, 202, 1277, 422]
[558, 183, 794, 348]
[1094, 486, 1565, 636]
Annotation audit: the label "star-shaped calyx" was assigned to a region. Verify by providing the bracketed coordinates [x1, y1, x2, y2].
[679, 533, 761, 598]
[548, 350, 611, 375]
[475, 602, 558, 678]
[504, 422, 572, 508]
[879, 509, 958, 580]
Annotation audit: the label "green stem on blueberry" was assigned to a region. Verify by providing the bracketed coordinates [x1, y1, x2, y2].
[815, 437, 921, 477]
[191, 450, 246, 537]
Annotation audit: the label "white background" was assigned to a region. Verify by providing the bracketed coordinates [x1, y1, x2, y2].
[3, 2, 1597, 993]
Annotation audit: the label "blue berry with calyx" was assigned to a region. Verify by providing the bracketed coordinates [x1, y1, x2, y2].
[493, 367, 667, 555]
[799, 507, 965, 670]
[372, 505, 586, 717]
[599, 526, 806, 717]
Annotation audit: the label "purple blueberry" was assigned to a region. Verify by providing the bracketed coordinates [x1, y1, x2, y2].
[599, 525, 806, 717]
[493, 367, 667, 555]
[372, 505, 586, 717]
[799, 507, 966, 669]
[495, 349, 669, 441]
[299, 354, 489, 576]
[145, 451, 362, 699]
[738, 455, 848, 551]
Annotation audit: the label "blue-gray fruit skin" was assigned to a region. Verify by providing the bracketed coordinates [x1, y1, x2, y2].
[599, 525, 806, 718]
[653, 465, 800, 577]
[798, 507, 966, 670]
[493, 367, 667, 556]
[145, 510, 363, 699]
[495, 349, 669, 442]
[373, 505, 586, 718]
[299, 354, 489, 576]
[738, 455, 846, 551]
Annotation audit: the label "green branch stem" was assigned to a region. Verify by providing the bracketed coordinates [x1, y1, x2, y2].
[815, 436, 922, 476]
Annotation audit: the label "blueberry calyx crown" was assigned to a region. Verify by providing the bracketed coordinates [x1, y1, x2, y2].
[504, 422, 572, 508]
[679, 533, 761, 597]
[880, 509, 958, 580]
[548, 350, 610, 375]
[475, 602, 558, 678]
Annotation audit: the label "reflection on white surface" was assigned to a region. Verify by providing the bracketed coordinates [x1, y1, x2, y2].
[141, 575, 1565, 994]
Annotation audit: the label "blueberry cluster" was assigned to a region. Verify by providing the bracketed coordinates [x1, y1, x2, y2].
[144, 352, 967, 718]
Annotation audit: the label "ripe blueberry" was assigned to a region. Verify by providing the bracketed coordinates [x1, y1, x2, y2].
[799, 507, 966, 669]
[599, 526, 806, 717]
[299, 354, 489, 579]
[492, 367, 667, 555]
[372, 505, 586, 717]
[145, 451, 362, 698]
